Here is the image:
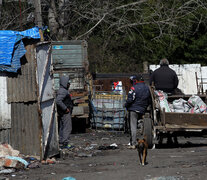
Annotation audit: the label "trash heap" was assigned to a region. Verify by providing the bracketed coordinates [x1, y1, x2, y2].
[0, 143, 28, 174]
[0, 143, 56, 175]
[155, 90, 207, 113]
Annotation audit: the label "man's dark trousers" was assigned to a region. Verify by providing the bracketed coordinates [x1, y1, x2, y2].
[59, 112, 72, 145]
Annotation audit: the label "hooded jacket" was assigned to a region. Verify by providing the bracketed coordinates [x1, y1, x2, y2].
[125, 82, 151, 114]
[56, 76, 73, 115]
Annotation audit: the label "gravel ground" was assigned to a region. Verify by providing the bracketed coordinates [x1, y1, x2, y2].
[4, 129, 207, 180]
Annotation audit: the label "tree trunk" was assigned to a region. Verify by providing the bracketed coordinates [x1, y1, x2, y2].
[0, 0, 2, 19]
[58, 0, 66, 40]
[48, 0, 59, 40]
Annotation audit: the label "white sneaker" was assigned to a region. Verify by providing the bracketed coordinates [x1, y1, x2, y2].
[127, 145, 136, 149]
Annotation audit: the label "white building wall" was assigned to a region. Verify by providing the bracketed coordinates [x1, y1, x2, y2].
[0, 75, 11, 129]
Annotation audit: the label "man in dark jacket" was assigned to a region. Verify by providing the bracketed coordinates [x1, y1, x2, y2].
[125, 75, 151, 149]
[56, 76, 74, 149]
[150, 58, 179, 144]
[150, 58, 178, 94]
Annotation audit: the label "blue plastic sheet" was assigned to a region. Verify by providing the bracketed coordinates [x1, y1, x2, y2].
[0, 39, 26, 72]
[18, 27, 41, 39]
[62, 177, 76, 180]
[6, 155, 29, 168]
[0, 27, 40, 72]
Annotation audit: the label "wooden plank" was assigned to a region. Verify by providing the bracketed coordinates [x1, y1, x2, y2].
[72, 106, 84, 115]
[165, 112, 207, 126]
[78, 103, 88, 106]
[165, 124, 207, 129]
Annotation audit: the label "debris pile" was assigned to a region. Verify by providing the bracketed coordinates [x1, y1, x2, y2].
[155, 90, 207, 113]
[0, 143, 57, 175]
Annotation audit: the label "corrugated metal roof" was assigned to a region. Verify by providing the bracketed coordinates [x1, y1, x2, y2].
[7, 44, 37, 103]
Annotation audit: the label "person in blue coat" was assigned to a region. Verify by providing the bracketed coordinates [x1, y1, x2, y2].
[125, 74, 151, 149]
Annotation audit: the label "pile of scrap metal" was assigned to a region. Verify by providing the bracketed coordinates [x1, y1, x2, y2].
[90, 73, 150, 131]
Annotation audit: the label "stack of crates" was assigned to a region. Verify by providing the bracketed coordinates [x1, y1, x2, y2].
[91, 91, 126, 131]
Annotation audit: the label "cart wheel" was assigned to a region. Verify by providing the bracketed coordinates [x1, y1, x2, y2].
[143, 118, 153, 149]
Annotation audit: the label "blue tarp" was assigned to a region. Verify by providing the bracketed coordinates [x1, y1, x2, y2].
[0, 27, 40, 72]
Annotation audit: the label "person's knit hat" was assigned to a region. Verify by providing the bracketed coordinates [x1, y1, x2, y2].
[129, 74, 142, 81]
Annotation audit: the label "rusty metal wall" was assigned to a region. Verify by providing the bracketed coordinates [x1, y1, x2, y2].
[0, 129, 10, 144]
[52, 40, 88, 69]
[7, 44, 37, 103]
[52, 40, 89, 91]
[36, 42, 59, 158]
[10, 102, 41, 156]
[6, 43, 42, 157]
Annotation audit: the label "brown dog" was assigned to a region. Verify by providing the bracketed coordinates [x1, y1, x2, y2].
[136, 136, 148, 166]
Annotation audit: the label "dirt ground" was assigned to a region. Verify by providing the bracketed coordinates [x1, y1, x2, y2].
[4, 129, 207, 180]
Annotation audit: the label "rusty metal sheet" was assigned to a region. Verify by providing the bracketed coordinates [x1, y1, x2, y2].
[53, 69, 85, 91]
[52, 40, 89, 93]
[1, 42, 59, 158]
[36, 43, 54, 102]
[0, 129, 10, 144]
[165, 112, 207, 127]
[7, 44, 37, 103]
[36, 42, 59, 158]
[52, 40, 88, 70]
[10, 102, 42, 157]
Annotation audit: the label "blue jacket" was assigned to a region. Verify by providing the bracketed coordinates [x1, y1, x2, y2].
[125, 82, 151, 114]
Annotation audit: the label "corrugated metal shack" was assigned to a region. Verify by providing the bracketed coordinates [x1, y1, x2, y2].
[0, 29, 58, 159]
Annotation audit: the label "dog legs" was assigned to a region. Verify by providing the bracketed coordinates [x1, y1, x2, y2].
[139, 151, 147, 166]
[138, 152, 142, 165]
[142, 149, 147, 165]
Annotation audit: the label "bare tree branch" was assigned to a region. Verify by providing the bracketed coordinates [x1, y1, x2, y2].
[75, 13, 106, 40]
